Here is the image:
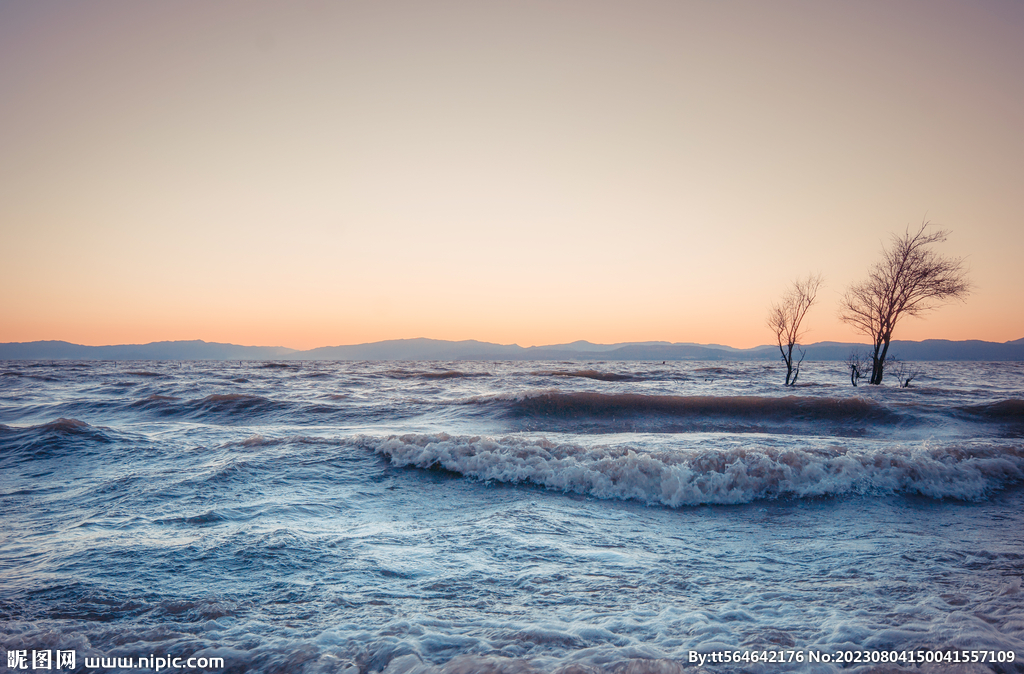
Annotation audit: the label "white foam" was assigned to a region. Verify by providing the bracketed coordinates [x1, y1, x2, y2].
[366, 433, 1024, 505]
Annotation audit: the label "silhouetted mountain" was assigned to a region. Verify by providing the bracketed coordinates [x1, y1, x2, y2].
[1, 337, 1022, 361]
[301, 338, 524, 361]
[0, 340, 296, 361]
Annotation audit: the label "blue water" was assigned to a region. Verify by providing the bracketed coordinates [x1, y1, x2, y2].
[1, 360, 1023, 673]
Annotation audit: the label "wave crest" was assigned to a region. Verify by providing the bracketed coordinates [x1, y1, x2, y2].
[0, 418, 116, 464]
[368, 433, 1024, 505]
[508, 392, 898, 423]
[387, 369, 492, 380]
[532, 370, 640, 382]
[959, 399, 1024, 420]
[130, 393, 285, 420]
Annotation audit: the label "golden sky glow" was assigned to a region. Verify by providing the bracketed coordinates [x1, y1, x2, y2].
[2, 1, 1022, 350]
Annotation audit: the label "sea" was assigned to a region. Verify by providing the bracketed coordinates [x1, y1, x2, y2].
[1, 359, 1022, 674]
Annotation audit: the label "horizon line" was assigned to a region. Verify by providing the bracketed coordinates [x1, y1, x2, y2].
[5, 335, 1023, 352]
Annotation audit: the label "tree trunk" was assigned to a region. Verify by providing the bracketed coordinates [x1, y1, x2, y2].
[870, 339, 891, 385]
[780, 343, 794, 386]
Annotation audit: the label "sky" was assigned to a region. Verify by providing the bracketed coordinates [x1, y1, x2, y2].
[2, 0, 1022, 350]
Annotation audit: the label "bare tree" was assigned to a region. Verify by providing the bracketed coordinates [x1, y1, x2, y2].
[767, 273, 823, 386]
[839, 222, 970, 385]
[846, 351, 869, 387]
[887, 357, 919, 388]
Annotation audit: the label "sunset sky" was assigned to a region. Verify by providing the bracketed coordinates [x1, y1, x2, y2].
[2, 1, 1022, 350]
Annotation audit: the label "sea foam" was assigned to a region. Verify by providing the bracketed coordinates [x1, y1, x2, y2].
[368, 433, 1024, 504]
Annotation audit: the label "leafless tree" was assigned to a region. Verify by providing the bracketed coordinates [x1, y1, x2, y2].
[767, 273, 823, 386]
[846, 351, 870, 387]
[839, 222, 970, 385]
[887, 357, 918, 388]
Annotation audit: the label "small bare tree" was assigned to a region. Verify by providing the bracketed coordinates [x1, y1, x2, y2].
[846, 351, 870, 387]
[839, 222, 970, 385]
[887, 357, 918, 388]
[767, 273, 823, 386]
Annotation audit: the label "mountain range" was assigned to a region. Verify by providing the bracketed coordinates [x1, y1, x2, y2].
[2, 337, 1023, 361]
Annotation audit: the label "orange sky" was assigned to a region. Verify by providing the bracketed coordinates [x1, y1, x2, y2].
[2, 1, 1022, 350]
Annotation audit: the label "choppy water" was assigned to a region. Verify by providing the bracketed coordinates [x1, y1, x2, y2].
[1, 359, 1023, 673]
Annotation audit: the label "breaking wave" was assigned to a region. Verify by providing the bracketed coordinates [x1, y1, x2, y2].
[368, 433, 1024, 505]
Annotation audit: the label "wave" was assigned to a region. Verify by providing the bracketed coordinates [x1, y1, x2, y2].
[0, 418, 116, 463]
[387, 368, 492, 380]
[507, 392, 899, 422]
[1, 371, 59, 382]
[532, 369, 641, 382]
[367, 433, 1024, 505]
[959, 399, 1024, 421]
[130, 393, 286, 420]
[189, 393, 285, 416]
[455, 390, 908, 436]
[138, 394, 180, 402]
[37, 418, 95, 433]
[220, 434, 337, 449]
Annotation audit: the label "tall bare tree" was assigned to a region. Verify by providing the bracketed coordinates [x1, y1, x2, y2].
[839, 222, 970, 385]
[767, 273, 823, 386]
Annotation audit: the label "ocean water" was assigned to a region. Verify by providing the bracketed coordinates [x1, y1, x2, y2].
[1, 359, 1023, 674]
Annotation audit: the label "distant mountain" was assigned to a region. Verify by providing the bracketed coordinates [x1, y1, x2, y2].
[576, 343, 771, 361]
[1, 337, 1022, 361]
[535, 340, 672, 353]
[792, 339, 1024, 362]
[0, 340, 297, 361]
[300, 338, 524, 361]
